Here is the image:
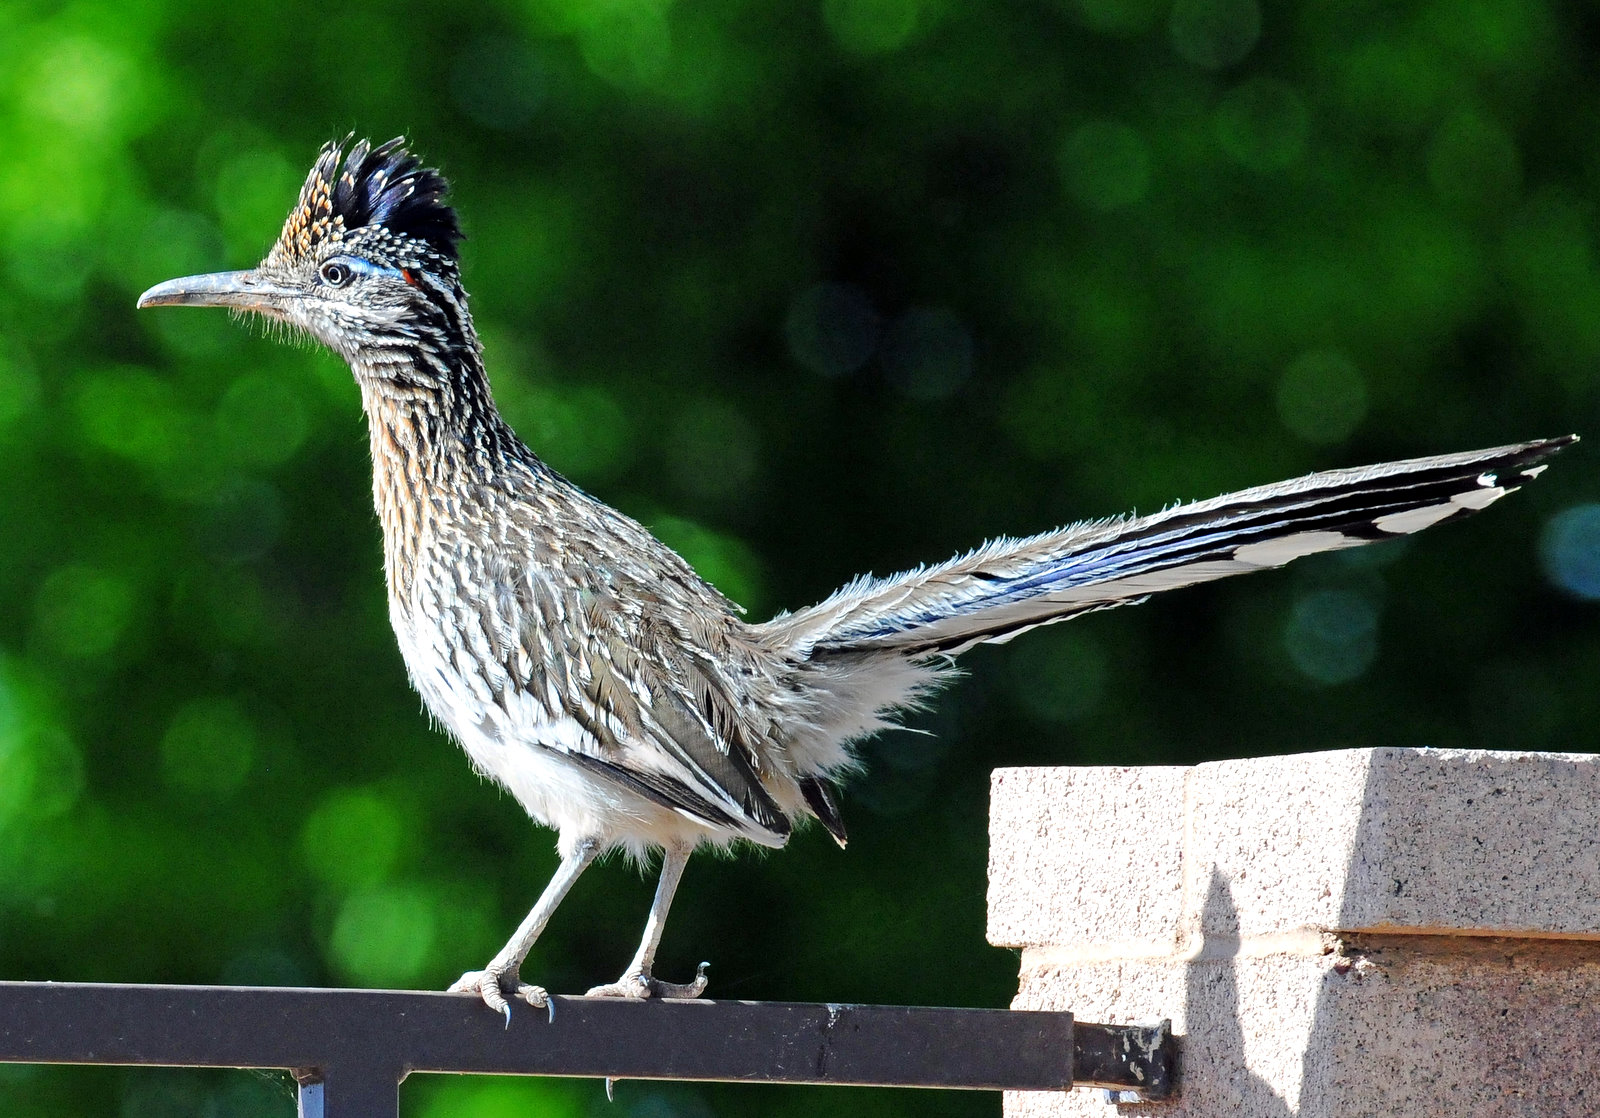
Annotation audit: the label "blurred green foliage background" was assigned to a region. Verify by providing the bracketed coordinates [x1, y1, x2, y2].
[1, 0, 1597, 1114]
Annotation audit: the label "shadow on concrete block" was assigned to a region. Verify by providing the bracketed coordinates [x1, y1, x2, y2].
[991, 748, 1600, 1117]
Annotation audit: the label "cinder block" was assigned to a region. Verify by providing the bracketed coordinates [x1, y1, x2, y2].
[1007, 932, 1600, 1117]
[988, 766, 1187, 951]
[1186, 749, 1600, 939]
[988, 748, 1600, 1116]
[989, 749, 1600, 946]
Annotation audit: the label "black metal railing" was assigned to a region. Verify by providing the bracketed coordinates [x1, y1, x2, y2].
[0, 981, 1176, 1115]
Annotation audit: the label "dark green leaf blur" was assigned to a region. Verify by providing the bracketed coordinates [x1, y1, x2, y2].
[1, 0, 1597, 1114]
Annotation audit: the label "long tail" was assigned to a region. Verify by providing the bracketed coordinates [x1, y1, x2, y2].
[760, 436, 1576, 659]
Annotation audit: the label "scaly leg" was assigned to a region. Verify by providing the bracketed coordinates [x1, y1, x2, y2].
[450, 837, 600, 1023]
[585, 842, 708, 999]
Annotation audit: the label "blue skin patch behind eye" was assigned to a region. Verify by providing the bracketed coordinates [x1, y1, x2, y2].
[325, 255, 406, 281]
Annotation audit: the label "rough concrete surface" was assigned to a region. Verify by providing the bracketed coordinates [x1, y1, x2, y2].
[988, 749, 1600, 1116]
[988, 765, 1187, 951]
[1189, 749, 1600, 939]
[990, 749, 1600, 946]
[1008, 936, 1600, 1118]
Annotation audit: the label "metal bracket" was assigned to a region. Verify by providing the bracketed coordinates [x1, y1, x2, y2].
[1075, 1018, 1177, 1102]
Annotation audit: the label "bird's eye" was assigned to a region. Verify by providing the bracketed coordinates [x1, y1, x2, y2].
[320, 261, 351, 287]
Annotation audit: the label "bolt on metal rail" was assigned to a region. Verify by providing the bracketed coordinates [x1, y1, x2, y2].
[0, 981, 1176, 1114]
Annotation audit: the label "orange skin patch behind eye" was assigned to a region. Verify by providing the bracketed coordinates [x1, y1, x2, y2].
[402, 269, 418, 286]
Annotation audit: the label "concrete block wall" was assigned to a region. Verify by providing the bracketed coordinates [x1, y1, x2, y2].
[988, 749, 1600, 1116]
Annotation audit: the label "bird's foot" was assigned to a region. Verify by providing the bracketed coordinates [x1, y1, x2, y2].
[585, 961, 709, 1000]
[449, 966, 553, 1025]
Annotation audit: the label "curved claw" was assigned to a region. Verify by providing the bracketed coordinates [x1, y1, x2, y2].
[449, 968, 551, 1023]
[585, 961, 710, 1000]
[654, 961, 709, 999]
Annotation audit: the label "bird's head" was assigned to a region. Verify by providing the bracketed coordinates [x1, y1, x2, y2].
[138, 137, 468, 373]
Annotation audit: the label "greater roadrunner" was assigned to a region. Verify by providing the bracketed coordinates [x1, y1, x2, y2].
[139, 137, 1574, 1020]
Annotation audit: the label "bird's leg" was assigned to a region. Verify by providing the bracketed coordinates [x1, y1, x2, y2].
[585, 841, 707, 1000]
[451, 837, 600, 1022]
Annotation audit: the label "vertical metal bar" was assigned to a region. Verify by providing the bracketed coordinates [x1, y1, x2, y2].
[295, 1064, 401, 1118]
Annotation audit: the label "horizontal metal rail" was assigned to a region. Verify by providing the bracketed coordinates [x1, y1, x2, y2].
[0, 981, 1175, 1114]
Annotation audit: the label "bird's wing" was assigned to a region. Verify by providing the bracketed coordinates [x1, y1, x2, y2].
[503, 559, 790, 847]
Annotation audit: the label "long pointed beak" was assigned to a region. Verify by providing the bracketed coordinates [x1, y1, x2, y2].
[136, 270, 295, 312]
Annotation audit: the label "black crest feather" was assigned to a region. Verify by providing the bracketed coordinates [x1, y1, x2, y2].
[334, 137, 463, 253]
[272, 136, 462, 264]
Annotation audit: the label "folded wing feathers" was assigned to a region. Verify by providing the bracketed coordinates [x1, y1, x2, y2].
[765, 437, 1574, 659]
